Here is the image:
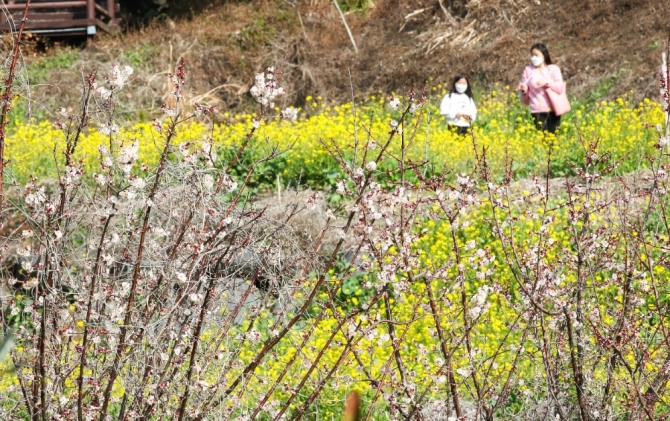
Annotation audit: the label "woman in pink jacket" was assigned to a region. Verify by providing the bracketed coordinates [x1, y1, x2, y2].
[519, 43, 565, 133]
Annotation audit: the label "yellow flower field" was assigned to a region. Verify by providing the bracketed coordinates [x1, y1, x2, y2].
[2, 88, 669, 418]
[4, 90, 663, 185]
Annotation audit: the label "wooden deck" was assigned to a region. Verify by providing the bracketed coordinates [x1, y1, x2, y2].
[0, 0, 120, 36]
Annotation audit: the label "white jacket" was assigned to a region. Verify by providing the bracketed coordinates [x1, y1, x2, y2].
[439, 93, 477, 127]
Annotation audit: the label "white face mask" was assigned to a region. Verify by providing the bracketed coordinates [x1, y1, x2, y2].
[455, 84, 468, 94]
[531, 55, 544, 67]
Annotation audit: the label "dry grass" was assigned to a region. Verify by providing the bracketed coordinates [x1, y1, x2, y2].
[5, 0, 668, 121]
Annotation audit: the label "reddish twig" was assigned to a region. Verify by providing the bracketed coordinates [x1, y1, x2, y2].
[0, 0, 30, 210]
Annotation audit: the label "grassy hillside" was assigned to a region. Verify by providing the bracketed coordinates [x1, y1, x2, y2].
[7, 0, 668, 123]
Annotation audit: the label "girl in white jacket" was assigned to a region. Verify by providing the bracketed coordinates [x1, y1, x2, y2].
[439, 73, 477, 135]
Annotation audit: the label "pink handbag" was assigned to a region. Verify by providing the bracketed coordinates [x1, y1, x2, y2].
[546, 83, 571, 116]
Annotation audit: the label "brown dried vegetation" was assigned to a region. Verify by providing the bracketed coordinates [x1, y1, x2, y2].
[14, 0, 670, 119]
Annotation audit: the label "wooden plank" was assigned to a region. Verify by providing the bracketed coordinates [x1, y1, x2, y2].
[3, 19, 92, 29]
[106, 0, 114, 21]
[87, 0, 94, 22]
[0, 1, 120, 35]
[94, 3, 110, 19]
[0, 18, 94, 30]
[5, 12, 85, 20]
[3, 2, 88, 10]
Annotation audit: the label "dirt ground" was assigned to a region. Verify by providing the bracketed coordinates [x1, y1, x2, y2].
[12, 0, 670, 117]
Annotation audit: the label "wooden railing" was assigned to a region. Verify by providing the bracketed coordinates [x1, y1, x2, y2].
[0, 0, 120, 36]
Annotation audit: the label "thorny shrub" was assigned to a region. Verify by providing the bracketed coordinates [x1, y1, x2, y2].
[1, 45, 670, 421]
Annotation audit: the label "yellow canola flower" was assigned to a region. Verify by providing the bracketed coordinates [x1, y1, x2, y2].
[4, 93, 663, 186]
[2, 92, 668, 418]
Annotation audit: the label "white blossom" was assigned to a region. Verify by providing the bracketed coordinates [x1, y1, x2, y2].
[455, 368, 471, 377]
[97, 86, 112, 100]
[201, 140, 217, 164]
[281, 106, 299, 122]
[118, 140, 139, 175]
[110, 64, 133, 89]
[25, 186, 47, 208]
[130, 177, 146, 190]
[468, 285, 491, 319]
[388, 97, 400, 110]
[249, 67, 284, 108]
[99, 122, 119, 136]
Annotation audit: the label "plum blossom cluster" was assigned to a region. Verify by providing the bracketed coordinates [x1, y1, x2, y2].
[467, 284, 491, 320]
[281, 106, 299, 122]
[387, 91, 426, 115]
[250, 66, 285, 109]
[388, 96, 400, 111]
[7, 121, 313, 419]
[343, 169, 424, 292]
[95, 64, 133, 101]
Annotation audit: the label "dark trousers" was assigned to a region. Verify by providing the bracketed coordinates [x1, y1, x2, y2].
[449, 125, 469, 136]
[531, 112, 561, 133]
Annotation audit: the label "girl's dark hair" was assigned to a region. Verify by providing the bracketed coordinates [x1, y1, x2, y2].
[530, 43, 553, 65]
[450, 73, 473, 98]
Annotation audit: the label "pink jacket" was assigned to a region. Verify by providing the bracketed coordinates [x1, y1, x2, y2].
[520, 64, 565, 114]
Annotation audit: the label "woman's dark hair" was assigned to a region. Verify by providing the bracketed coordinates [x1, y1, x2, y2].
[450, 73, 473, 98]
[530, 43, 553, 65]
